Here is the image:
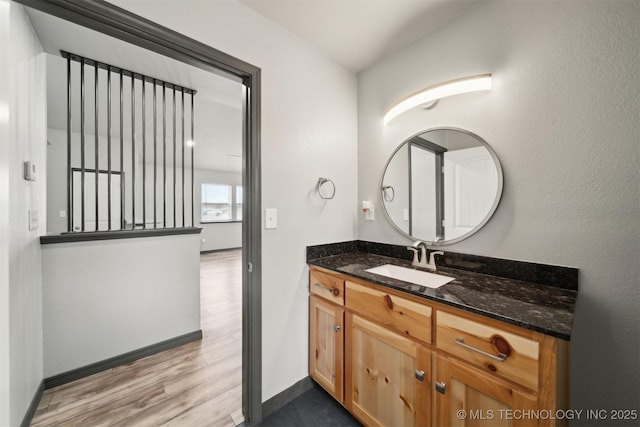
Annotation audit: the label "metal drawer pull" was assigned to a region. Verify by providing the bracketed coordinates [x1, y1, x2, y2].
[415, 370, 425, 382]
[455, 338, 507, 362]
[333, 324, 341, 332]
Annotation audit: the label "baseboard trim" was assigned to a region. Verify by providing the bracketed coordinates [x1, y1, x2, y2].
[261, 376, 315, 419]
[20, 379, 44, 427]
[44, 330, 203, 390]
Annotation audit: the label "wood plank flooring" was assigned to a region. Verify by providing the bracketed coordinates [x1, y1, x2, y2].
[31, 249, 243, 426]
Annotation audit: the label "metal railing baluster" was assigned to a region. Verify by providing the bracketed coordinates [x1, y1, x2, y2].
[66, 56, 72, 232]
[181, 89, 185, 228]
[131, 78, 136, 229]
[80, 58, 85, 231]
[107, 68, 112, 230]
[191, 93, 195, 227]
[61, 51, 196, 233]
[172, 87, 177, 228]
[142, 78, 146, 229]
[153, 82, 157, 229]
[94, 64, 99, 231]
[120, 70, 125, 230]
[163, 83, 167, 228]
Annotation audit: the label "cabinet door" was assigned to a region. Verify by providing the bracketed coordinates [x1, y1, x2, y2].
[435, 354, 538, 427]
[346, 313, 430, 427]
[309, 295, 344, 402]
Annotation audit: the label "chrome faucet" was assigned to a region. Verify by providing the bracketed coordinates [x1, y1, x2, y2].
[407, 240, 444, 271]
[407, 241, 426, 267]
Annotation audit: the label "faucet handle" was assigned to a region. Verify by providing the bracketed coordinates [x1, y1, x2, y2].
[407, 246, 419, 264]
[428, 250, 445, 268]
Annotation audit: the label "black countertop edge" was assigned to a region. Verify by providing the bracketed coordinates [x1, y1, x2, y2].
[308, 253, 576, 341]
[40, 227, 203, 244]
[318, 261, 572, 340]
[308, 240, 578, 292]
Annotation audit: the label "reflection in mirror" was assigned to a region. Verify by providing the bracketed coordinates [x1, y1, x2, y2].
[381, 128, 503, 245]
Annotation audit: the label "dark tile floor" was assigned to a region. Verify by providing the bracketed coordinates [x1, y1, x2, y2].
[256, 384, 362, 427]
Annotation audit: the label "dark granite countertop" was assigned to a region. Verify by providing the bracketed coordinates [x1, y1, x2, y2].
[308, 248, 578, 341]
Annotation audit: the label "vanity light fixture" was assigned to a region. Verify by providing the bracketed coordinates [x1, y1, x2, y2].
[383, 74, 492, 125]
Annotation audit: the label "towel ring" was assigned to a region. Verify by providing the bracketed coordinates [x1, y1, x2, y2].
[317, 177, 336, 200]
[382, 185, 395, 202]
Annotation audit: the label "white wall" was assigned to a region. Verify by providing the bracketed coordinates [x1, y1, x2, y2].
[0, 1, 11, 424]
[41, 234, 201, 377]
[0, 2, 46, 425]
[358, 0, 639, 419]
[110, 0, 359, 401]
[46, 128, 67, 234]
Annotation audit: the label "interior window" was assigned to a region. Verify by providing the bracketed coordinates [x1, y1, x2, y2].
[236, 186, 243, 221]
[201, 183, 242, 222]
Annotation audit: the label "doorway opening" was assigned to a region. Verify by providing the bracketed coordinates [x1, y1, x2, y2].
[21, 0, 262, 423]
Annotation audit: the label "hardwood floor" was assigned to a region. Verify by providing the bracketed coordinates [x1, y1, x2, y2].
[31, 249, 243, 426]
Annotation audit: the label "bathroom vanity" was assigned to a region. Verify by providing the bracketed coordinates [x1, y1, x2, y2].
[307, 241, 577, 427]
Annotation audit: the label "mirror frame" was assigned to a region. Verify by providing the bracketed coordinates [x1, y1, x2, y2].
[380, 127, 504, 246]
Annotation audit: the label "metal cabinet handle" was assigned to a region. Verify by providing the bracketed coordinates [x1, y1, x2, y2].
[435, 381, 446, 394]
[415, 370, 425, 382]
[455, 338, 507, 362]
[333, 324, 341, 332]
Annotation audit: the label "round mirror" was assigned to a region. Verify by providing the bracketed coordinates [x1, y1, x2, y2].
[380, 127, 503, 245]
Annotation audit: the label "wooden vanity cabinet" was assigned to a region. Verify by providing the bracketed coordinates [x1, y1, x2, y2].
[309, 269, 345, 402]
[308, 266, 569, 427]
[345, 281, 432, 344]
[309, 295, 344, 402]
[345, 313, 430, 427]
[344, 280, 433, 426]
[434, 309, 568, 427]
[434, 354, 538, 427]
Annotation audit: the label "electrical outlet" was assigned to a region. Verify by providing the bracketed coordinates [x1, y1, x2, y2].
[362, 201, 375, 221]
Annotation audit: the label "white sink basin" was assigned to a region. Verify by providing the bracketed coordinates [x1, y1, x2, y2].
[365, 264, 455, 289]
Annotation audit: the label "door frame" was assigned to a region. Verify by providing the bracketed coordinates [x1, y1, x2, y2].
[15, 0, 263, 423]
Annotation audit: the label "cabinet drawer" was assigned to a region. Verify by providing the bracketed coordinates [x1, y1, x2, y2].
[310, 269, 345, 305]
[436, 311, 540, 391]
[345, 281, 431, 344]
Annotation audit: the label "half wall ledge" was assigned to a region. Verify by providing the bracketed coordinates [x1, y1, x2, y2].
[40, 227, 203, 244]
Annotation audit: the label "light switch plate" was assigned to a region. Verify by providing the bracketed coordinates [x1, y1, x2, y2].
[265, 208, 277, 229]
[28, 210, 38, 230]
[23, 161, 37, 181]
